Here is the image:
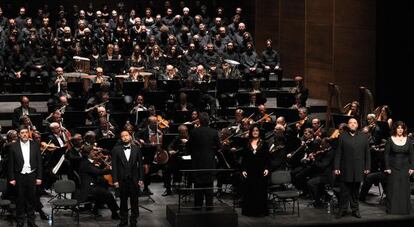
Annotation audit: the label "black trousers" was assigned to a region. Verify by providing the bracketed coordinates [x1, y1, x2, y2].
[194, 182, 214, 208]
[307, 175, 330, 203]
[91, 186, 119, 213]
[15, 172, 37, 225]
[339, 181, 361, 212]
[119, 178, 139, 225]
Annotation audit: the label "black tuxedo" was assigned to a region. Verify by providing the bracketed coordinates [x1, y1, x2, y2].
[111, 143, 143, 226]
[12, 106, 37, 128]
[8, 140, 42, 225]
[187, 125, 220, 207]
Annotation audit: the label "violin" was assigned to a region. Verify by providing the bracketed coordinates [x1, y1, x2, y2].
[184, 119, 200, 128]
[94, 148, 113, 186]
[253, 112, 274, 124]
[41, 140, 58, 154]
[156, 115, 170, 129]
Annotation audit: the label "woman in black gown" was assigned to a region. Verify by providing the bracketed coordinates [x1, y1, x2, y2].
[384, 121, 414, 214]
[241, 125, 270, 216]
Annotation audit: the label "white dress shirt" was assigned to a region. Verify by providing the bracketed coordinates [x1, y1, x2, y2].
[20, 140, 32, 174]
[124, 145, 131, 161]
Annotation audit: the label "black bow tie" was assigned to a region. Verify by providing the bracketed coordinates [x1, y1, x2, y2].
[123, 146, 131, 150]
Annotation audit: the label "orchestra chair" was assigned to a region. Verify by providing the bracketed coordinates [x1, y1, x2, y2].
[50, 179, 80, 225]
[0, 179, 11, 217]
[267, 170, 300, 216]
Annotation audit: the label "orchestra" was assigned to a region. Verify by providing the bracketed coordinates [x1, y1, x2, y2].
[0, 2, 407, 226]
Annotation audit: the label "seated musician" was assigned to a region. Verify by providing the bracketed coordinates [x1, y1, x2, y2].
[126, 67, 144, 82]
[78, 145, 120, 219]
[56, 96, 73, 114]
[343, 100, 360, 118]
[66, 133, 83, 174]
[52, 67, 66, 94]
[48, 122, 69, 148]
[311, 118, 327, 140]
[137, 115, 162, 195]
[92, 106, 118, 129]
[163, 124, 190, 196]
[94, 117, 117, 140]
[375, 105, 393, 128]
[217, 61, 241, 80]
[12, 96, 37, 128]
[130, 94, 148, 113]
[253, 104, 273, 125]
[189, 65, 210, 83]
[189, 65, 218, 117]
[359, 114, 387, 202]
[291, 76, 309, 108]
[158, 64, 181, 80]
[306, 138, 335, 208]
[54, 81, 74, 99]
[294, 107, 312, 137]
[228, 109, 244, 134]
[18, 115, 37, 132]
[173, 92, 194, 112]
[94, 67, 108, 84]
[269, 124, 288, 171]
[288, 128, 320, 195]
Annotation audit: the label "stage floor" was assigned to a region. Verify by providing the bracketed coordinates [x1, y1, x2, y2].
[1, 182, 413, 227]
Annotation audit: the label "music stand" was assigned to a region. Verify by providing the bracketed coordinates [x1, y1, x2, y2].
[273, 107, 300, 123]
[179, 89, 202, 109]
[68, 97, 86, 111]
[129, 111, 149, 126]
[123, 81, 144, 97]
[332, 113, 353, 129]
[144, 91, 168, 110]
[96, 138, 118, 152]
[216, 79, 240, 94]
[63, 111, 88, 129]
[67, 82, 83, 95]
[110, 112, 130, 129]
[75, 126, 98, 135]
[158, 80, 182, 93]
[29, 113, 45, 132]
[172, 110, 192, 123]
[276, 92, 295, 108]
[103, 59, 124, 75]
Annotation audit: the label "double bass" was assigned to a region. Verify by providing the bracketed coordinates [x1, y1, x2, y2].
[149, 129, 169, 165]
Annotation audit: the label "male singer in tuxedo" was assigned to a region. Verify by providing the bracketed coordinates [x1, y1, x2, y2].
[8, 126, 42, 227]
[112, 131, 144, 227]
[187, 112, 221, 209]
[334, 118, 370, 219]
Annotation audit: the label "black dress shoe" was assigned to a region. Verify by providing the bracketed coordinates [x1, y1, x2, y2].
[162, 189, 172, 196]
[352, 211, 362, 218]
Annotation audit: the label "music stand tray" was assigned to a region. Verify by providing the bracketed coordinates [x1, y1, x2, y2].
[103, 59, 125, 75]
[159, 80, 182, 93]
[331, 113, 353, 129]
[217, 79, 240, 94]
[276, 92, 295, 108]
[123, 81, 145, 97]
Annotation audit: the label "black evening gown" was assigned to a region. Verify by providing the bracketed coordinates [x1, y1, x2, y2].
[241, 140, 269, 216]
[385, 137, 414, 214]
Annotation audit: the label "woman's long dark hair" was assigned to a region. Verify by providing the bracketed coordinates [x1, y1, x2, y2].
[391, 121, 408, 137]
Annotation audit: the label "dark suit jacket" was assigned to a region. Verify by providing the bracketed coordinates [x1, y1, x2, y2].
[111, 144, 144, 184]
[334, 131, 370, 182]
[78, 157, 111, 201]
[187, 126, 220, 183]
[12, 106, 37, 128]
[8, 140, 42, 180]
